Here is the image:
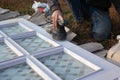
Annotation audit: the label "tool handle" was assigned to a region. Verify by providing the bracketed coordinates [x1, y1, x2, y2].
[57, 19, 69, 26]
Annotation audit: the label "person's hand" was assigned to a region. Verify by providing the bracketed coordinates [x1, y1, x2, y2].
[51, 10, 63, 29]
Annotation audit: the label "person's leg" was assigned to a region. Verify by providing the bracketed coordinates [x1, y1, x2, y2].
[89, 7, 112, 41]
[66, 0, 84, 22]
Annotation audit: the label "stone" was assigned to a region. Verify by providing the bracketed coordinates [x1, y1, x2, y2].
[16, 15, 31, 19]
[94, 50, 108, 58]
[79, 42, 104, 52]
[29, 12, 47, 25]
[0, 8, 9, 14]
[0, 11, 20, 21]
[65, 27, 76, 41]
[41, 25, 76, 41]
[29, 12, 76, 41]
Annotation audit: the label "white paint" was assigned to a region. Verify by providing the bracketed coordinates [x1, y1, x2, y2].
[28, 56, 62, 80]
[26, 57, 53, 80]
[0, 18, 120, 80]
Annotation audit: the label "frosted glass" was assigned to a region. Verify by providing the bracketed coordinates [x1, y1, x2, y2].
[15, 36, 53, 53]
[0, 42, 17, 62]
[0, 25, 28, 36]
[0, 63, 44, 80]
[39, 52, 95, 80]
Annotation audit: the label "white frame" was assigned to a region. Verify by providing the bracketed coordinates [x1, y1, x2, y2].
[31, 47, 101, 80]
[0, 56, 53, 80]
[0, 35, 24, 62]
[0, 18, 119, 80]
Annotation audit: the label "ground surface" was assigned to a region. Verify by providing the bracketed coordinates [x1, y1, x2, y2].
[0, 0, 120, 49]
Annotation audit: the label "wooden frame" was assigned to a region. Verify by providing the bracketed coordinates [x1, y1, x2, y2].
[0, 36, 24, 62]
[0, 18, 120, 80]
[31, 47, 101, 80]
[0, 56, 53, 80]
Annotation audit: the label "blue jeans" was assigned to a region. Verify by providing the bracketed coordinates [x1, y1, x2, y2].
[66, 0, 112, 41]
[89, 7, 111, 41]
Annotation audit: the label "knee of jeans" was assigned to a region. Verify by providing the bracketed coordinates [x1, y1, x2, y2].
[93, 31, 110, 41]
[92, 22, 111, 41]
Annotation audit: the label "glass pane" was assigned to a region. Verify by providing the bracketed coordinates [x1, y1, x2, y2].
[15, 36, 54, 53]
[39, 52, 95, 80]
[0, 63, 44, 80]
[0, 24, 28, 36]
[0, 42, 17, 62]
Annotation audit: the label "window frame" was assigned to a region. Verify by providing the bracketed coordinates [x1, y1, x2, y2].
[0, 18, 119, 80]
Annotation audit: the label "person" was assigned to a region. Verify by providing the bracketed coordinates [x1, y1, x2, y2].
[47, 0, 120, 41]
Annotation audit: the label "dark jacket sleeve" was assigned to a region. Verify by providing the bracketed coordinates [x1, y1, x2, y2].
[47, 0, 61, 12]
[111, 0, 120, 15]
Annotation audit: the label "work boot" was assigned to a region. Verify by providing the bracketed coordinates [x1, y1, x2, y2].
[52, 24, 67, 41]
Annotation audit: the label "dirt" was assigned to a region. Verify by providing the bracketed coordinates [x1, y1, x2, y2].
[65, 6, 120, 49]
[0, 0, 120, 49]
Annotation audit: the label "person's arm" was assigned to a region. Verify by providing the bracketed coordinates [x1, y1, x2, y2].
[47, 0, 64, 29]
[111, 0, 120, 15]
[47, 0, 61, 12]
